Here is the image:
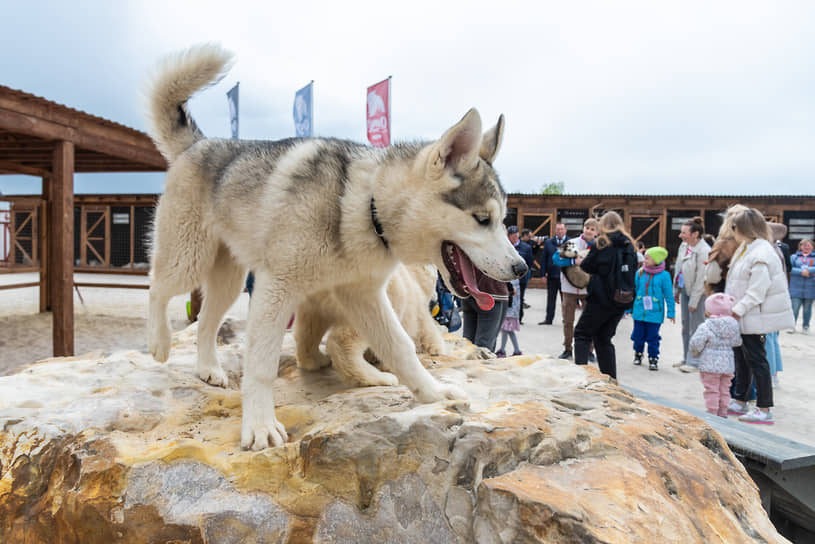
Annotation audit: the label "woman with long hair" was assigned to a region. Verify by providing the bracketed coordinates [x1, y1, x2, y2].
[573, 211, 638, 379]
[726, 208, 794, 424]
[705, 204, 749, 294]
[673, 216, 711, 372]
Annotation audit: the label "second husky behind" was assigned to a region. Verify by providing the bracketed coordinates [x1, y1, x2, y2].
[145, 44, 527, 451]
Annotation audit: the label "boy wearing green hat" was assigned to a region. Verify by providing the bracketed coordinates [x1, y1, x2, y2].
[631, 246, 676, 370]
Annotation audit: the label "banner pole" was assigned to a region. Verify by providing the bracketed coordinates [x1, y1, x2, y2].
[310, 80, 314, 136]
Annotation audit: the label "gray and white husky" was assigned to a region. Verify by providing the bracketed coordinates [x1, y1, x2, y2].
[145, 44, 527, 450]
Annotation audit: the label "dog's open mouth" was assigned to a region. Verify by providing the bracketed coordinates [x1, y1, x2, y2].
[441, 241, 495, 311]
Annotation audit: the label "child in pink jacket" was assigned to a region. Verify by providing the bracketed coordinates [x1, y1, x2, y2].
[689, 293, 743, 417]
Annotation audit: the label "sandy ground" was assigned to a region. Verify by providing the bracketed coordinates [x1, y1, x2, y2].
[1, 273, 812, 447]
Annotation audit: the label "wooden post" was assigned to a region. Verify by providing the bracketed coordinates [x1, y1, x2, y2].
[625, 207, 632, 234]
[104, 206, 111, 267]
[51, 140, 74, 356]
[79, 207, 87, 266]
[129, 205, 135, 268]
[39, 196, 49, 312]
[659, 209, 668, 249]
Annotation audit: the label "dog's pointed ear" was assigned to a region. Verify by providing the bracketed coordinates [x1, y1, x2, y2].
[479, 114, 505, 164]
[428, 109, 482, 177]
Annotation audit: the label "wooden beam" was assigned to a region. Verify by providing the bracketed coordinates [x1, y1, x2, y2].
[0, 107, 166, 169]
[633, 217, 661, 242]
[51, 140, 74, 356]
[0, 158, 51, 178]
[73, 282, 149, 290]
[0, 281, 40, 291]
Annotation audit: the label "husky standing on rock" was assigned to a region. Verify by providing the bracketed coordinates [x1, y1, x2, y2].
[145, 44, 528, 450]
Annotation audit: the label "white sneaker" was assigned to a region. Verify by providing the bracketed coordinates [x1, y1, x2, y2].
[678, 364, 698, 373]
[787, 328, 796, 334]
[738, 408, 774, 425]
[672, 360, 685, 368]
[727, 400, 749, 416]
[803, 327, 810, 335]
[772, 374, 780, 388]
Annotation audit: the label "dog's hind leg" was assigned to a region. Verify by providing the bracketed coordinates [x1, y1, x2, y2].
[148, 252, 202, 362]
[148, 192, 218, 362]
[147, 281, 176, 362]
[196, 243, 245, 387]
[241, 270, 298, 451]
[294, 299, 332, 371]
[326, 326, 398, 387]
[333, 285, 466, 404]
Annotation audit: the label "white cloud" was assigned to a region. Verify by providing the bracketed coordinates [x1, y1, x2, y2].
[1, 0, 813, 195]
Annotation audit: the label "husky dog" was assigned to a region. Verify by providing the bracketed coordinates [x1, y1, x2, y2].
[145, 44, 527, 450]
[559, 240, 590, 289]
[298, 263, 447, 387]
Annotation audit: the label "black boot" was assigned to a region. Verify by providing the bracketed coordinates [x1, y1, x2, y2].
[649, 357, 658, 371]
[633, 352, 643, 366]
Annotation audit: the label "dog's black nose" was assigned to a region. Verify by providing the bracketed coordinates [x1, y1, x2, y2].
[512, 262, 528, 278]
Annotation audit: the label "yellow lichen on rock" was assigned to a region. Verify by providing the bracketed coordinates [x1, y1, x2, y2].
[0, 322, 789, 543]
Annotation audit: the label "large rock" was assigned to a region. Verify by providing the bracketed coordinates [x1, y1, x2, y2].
[0, 321, 787, 543]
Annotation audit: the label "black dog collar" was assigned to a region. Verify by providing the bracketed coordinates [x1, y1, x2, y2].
[370, 198, 390, 250]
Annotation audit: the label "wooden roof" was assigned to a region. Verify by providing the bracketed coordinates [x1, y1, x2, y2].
[0, 84, 167, 177]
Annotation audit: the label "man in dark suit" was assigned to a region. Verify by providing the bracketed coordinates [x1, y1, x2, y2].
[509, 226, 534, 324]
[538, 222, 568, 325]
[520, 228, 541, 308]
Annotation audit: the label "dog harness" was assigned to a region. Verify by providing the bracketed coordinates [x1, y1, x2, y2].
[370, 198, 390, 250]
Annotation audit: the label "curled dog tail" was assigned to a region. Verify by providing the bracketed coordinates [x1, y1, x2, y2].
[145, 43, 234, 163]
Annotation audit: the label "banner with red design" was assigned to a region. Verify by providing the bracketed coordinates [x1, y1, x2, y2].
[366, 77, 391, 147]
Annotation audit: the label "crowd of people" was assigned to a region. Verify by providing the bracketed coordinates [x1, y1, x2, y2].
[455, 206, 808, 426]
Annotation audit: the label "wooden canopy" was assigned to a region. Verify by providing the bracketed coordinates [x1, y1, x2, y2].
[0, 84, 166, 357]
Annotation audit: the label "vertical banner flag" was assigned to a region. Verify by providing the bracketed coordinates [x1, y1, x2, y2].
[293, 81, 314, 137]
[366, 77, 391, 147]
[226, 82, 239, 139]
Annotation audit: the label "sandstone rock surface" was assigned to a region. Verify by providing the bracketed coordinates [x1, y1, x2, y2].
[0, 321, 788, 543]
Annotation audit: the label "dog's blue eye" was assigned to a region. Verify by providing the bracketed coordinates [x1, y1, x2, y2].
[472, 214, 490, 226]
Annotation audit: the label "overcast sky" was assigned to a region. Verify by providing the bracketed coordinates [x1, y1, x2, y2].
[1, 0, 813, 196]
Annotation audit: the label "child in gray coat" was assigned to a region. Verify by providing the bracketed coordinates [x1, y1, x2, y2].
[689, 293, 743, 417]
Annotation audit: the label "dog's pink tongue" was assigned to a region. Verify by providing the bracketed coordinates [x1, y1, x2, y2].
[456, 246, 495, 311]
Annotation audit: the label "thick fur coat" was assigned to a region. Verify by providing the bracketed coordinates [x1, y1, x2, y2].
[296, 263, 447, 387]
[144, 44, 527, 450]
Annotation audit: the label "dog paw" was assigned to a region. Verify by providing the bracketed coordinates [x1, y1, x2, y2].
[437, 383, 467, 401]
[241, 418, 288, 451]
[297, 350, 332, 371]
[148, 325, 171, 363]
[415, 382, 467, 403]
[357, 370, 399, 387]
[198, 365, 228, 388]
[424, 341, 449, 356]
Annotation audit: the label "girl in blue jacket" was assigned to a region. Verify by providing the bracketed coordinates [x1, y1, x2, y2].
[631, 247, 676, 370]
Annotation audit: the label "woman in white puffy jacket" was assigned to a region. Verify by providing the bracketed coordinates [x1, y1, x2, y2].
[726, 208, 794, 425]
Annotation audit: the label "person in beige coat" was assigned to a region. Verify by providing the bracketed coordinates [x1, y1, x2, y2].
[726, 208, 794, 424]
[673, 217, 711, 372]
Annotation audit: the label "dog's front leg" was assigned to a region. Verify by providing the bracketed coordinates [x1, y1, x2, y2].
[241, 274, 295, 451]
[335, 286, 465, 403]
